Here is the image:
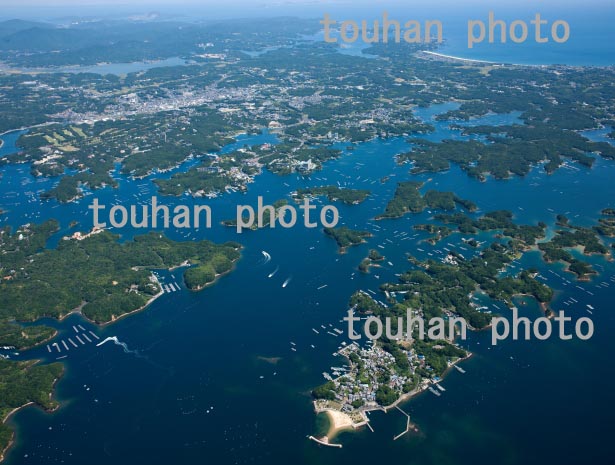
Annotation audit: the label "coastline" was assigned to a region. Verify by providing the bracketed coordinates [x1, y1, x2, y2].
[187, 255, 241, 292]
[100, 274, 165, 327]
[418, 50, 498, 65]
[313, 349, 472, 444]
[0, 122, 55, 138]
[0, 255, 239, 460]
[18, 329, 59, 352]
[311, 231, 555, 445]
[0, 370, 63, 464]
[417, 50, 546, 68]
[324, 410, 356, 438]
[530, 242, 604, 282]
[94, 252, 241, 325]
[0, 402, 33, 464]
[380, 351, 473, 414]
[337, 238, 370, 255]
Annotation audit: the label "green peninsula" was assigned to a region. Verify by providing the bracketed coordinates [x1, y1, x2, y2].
[0, 360, 63, 462]
[314, 238, 553, 428]
[0, 220, 241, 327]
[0, 220, 241, 459]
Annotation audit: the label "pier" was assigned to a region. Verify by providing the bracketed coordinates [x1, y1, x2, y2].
[43, 326, 101, 356]
[393, 406, 414, 441]
[307, 436, 343, 448]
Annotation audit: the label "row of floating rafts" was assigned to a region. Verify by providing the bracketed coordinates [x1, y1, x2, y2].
[47, 326, 100, 355]
[162, 281, 181, 293]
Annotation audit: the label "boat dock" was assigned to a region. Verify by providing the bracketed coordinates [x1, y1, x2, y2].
[161, 281, 181, 293]
[46, 325, 100, 356]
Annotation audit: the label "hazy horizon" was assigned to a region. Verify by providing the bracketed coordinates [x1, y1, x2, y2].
[0, 0, 611, 21]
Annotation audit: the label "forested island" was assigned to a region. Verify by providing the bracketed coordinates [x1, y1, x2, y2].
[222, 199, 289, 230]
[398, 124, 615, 180]
[324, 227, 372, 253]
[359, 249, 385, 273]
[433, 209, 612, 279]
[376, 181, 476, 219]
[293, 186, 370, 205]
[413, 223, 453, 244]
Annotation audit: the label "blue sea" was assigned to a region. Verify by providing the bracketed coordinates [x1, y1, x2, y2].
[1, 2, 615, 463]
[1, 99, 615, 464]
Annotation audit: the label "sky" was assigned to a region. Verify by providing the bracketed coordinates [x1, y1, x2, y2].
[0, 0, 610, 22]
[0, 0, 610, 7]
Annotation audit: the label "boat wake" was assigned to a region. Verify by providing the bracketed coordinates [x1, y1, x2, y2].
[96, 336, 140, 356]
[282, 276, 292, 288]
[261, 250, 271, 264]
[268, 266, 279, 278]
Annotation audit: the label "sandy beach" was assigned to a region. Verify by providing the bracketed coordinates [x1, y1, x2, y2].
[419, 50, 496, 64]
[324, 410, 355, 437]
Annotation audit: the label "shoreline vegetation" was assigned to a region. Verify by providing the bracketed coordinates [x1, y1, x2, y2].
[185, 260, 239, 292]
[221, 199, 289, 231]
[310, 203, 615, 443]
[100, 273, 165, 326]
[324, 227, 372, 253]
[376, 181, 477, 220]
[359, 249, 385, 273]
[0, 222, 242, 461]
[0, 402, 33, 463]
[292, 186, 370, 205]
[314, 347, 472, 444]
[0, 362, 63, 463]
[0, 221, 242, 326]
[0, 14, 614, 460]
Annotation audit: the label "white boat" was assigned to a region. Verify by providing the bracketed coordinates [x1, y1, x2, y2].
[268, 266, 279, 278]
